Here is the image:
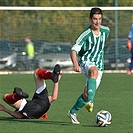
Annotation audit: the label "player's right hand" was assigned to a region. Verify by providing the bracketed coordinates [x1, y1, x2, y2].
[74, 65, 81, 72]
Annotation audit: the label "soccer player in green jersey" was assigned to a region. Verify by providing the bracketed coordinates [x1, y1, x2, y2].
[68, 7, 110, 124]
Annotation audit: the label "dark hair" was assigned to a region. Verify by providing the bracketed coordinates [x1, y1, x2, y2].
[90, 7, 103, 19]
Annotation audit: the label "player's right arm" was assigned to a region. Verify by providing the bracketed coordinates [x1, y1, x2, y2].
[0, 104, 24, 119]
[70, 51, 81, 72]
[71, 28, 87, 72]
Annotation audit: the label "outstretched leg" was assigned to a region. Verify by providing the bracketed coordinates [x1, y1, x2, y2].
[34, 64, 61, 119]
[68, 94, 87, 124]
[36, 64, 61, 83]
[36, 65, 61, 101]
[2, 87, 28, 115]
[3, 87, 29, 104]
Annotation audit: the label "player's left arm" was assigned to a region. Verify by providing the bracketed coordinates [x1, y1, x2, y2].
[127, 39, 132, 51]
[127, 25, 133, 50]
[48, 73, 62, 103]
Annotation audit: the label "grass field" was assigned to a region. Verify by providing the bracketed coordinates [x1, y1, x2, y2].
[0, 73, 132, 133]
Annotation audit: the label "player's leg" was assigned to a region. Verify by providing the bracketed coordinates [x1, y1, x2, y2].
[38, 68, 62, 119]
[87, 66, 98, 103]
[34, 68, 45, 91]
[130, 56, 133, 73]
[85, 69, 103, 112]
[68, 73, 101, 123]
[130, 60, 133, 72]
[36, 64, 61, 83]
[68, 94, 87, 124]
[79, 64, 97, 112]
[34, 67, 51, 119]
[39, 113, 49, 119]
[3, 87, 29, 105]
[34, 65, 61, 91]
[0, 103, 25, 119]
[68, 65, 90, 124]
[34, 66, 61, 119]
[127, 55, 133, 75]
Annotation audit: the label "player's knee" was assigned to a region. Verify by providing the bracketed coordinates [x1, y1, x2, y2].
[2, 94, 8, 102]
[88, 66, 98, 78]
[34, 68, 40, 77]
[35, 68, 44, 77]
[2, 95, 6, 101]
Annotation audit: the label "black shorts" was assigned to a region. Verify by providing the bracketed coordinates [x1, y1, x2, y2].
[21, 88, 51, 119]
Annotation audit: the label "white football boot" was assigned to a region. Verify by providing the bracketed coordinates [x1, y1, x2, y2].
[68, 110, 80, 124]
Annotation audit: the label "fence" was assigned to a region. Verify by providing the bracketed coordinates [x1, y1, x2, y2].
[0, 7, 133, 71]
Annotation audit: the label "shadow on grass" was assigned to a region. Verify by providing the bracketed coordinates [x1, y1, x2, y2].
[0, 116, 97, 127]
[0, 116, 70, 126]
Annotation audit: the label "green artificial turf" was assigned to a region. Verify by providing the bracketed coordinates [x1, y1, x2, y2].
[0, 73, 132, 133]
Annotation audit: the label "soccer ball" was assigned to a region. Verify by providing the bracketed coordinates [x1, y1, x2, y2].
[96, 110, 112, 127]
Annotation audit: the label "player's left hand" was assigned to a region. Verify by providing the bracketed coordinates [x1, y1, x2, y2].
[127, 40, 132, 50]
[74, 65, 81, 72]
[58, 71, 63, 81]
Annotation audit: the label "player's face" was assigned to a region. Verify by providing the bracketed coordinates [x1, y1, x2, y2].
[90, 14, 102, 30]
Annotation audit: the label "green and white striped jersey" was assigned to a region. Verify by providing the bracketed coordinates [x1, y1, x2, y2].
[71, 25, 110, 71]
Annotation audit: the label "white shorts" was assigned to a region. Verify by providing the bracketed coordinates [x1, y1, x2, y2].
[81, 62, 103, 89]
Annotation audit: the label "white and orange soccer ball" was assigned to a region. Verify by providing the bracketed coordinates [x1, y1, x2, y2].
[96, 110, 112, 127]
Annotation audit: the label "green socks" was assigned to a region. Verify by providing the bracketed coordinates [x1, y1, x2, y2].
[70, 94, 87, 114]
[70, 78, 96, 114]
[87, 78, 96, 103]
